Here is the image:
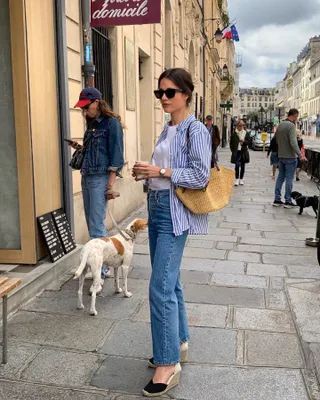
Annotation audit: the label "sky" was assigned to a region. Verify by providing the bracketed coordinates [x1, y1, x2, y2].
[228, 0, 320, 88]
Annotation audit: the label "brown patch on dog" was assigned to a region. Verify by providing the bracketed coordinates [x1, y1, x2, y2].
[99, 237, 110, 243]
[110, 238, 125, 256]
[132, 219, 148, 233]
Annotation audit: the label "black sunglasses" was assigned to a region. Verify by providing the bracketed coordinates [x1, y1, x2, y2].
[154, 88, 184, 99]
[81, 100, 95, 110]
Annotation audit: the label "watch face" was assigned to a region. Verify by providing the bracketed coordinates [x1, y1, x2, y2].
[160, 168, 166, 175]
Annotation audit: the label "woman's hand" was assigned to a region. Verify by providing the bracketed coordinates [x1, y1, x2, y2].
[68, 141, 83, 150]
[133, 163, 164, 181]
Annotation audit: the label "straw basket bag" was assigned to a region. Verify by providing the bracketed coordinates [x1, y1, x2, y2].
[175, 166, 235, 215]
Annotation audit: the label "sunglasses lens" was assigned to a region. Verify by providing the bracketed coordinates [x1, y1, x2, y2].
[165, 89, 176, 99]
[154, 90, 163, 99]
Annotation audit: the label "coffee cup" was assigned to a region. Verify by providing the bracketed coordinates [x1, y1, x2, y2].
[133, 161, 149, 180]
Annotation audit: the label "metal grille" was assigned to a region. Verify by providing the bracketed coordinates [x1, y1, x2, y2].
[92, 27, 113, 107]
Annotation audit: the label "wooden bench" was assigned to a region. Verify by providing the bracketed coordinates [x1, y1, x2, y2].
[1, 277, 22, 364]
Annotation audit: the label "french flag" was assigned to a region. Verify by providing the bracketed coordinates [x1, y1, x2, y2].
[222, 24, 240, 42]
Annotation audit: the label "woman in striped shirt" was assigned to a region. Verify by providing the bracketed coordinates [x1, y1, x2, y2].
[133, 68, 212, 397]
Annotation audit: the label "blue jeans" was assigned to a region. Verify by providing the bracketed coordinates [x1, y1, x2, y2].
[82, 173, 109, 276]
[148, 190, 189, 365]
[275, 158, 297, 203]
[235, 151, 245, 179]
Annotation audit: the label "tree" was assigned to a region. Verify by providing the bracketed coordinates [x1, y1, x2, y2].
[247, 111, 259, 122]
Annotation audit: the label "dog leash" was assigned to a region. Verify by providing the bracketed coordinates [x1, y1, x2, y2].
[108, 209, 132, 242]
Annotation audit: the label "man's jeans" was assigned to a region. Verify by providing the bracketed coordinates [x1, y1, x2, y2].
[148, 190, 189, 365]
[275, 158, 297, 203]
[82, 173, 109, 276]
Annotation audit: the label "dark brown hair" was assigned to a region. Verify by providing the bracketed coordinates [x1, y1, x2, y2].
[212, 125, 221, 149]
[85, 99, 124, 127]
[158, 68, 194, 105]
[288, 108, 299, 117]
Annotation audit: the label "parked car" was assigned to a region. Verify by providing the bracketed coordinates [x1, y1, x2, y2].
[247, 130, 256, 149]
[252, 132, 271, 151]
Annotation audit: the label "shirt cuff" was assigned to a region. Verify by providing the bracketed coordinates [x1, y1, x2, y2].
[108, 166, 120, 172]
[171, 169, 183, 185]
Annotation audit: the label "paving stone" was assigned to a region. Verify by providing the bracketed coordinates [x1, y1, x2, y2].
[234, 308, 295, 333]
[245, 331, 304, 368]
[171, 364, 309, 400]
[5, 311, 113, 351]
[183, 247, 226, 260]
[240, 237, 307, 248]
[285, 278, 318, 285]
[22, 291, 143, 320]
[233, 229, 262, 238]
[101, 278, 149, 298]
[186, 303, 228, 328]
[0, 380, 110, 400]
[309, 343, 320, 383]
[129, 267, 151, 280]
[91, 356, 154, 395]
[250, 224, 298, 232]
[237, 244, 313, 256]
[131, 254, 151, 268]
[184, 284, 265, 307]
[191, 234, 237, 243]
[287, 265, 320, 279]
[264, 231, 311, 241]
[132, 300, 150, 322]
[181, 270, 211, 284]
[0, 343, 39, 379]
[21, 348, 100, 387]
[247, 263, 287, 277]
[270, 277, 284, 290]
[188, 327, 237, 363]
[263, 253, 316, 266]
[180, 257, 215, 271]
[211, 273, 267, 289]
[212, 260, 245, 275]
[219, 222, 249, 229]
[187, 239, 215, 248]
[99, 321, 152, 358]
[216, 242, 235, 250]
[287, 284, 320, 342]
[133, 244, 149, 254]
[228, 251, 260, 263]
[265, 290, 289, 310]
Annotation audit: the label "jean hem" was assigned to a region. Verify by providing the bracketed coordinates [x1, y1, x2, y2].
[180, 338, 189, 344]
[152, 359, 180, 366]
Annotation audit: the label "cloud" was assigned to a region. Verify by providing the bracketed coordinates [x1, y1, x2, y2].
[228, 0, 320, 87]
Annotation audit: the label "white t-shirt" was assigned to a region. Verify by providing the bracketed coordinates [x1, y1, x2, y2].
[148, 125, 177, 191]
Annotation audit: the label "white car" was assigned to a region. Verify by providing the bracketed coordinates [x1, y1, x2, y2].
[252, 132, 271, 151]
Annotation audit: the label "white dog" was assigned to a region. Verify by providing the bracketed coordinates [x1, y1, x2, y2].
[74, 218, 148, 316]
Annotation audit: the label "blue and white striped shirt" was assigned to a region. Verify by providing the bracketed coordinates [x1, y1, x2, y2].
[155, 114, 212, 236]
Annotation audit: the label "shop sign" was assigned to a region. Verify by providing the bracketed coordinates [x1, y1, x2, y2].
[91, 0, 161, 27]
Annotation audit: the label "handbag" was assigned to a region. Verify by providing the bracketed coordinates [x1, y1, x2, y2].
[175, 124, 235, 215]
[69, 124, 94, 170]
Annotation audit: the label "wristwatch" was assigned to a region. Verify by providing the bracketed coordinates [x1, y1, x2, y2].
[159, 168, 166, 177]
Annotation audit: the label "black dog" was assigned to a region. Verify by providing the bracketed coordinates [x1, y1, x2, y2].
[291, 191, 319, 217]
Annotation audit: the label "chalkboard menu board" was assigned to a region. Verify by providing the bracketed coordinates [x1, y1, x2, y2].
[38, 213, 65, 263]
[52, 209, 77, 254]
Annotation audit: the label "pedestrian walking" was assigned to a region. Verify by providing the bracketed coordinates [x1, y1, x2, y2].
[267, 134, 278, 179]
[72, 88, 124, 278]
[230, 120, 250, 186]
[211, 124, 221, 168]
[296, 130, 304, 181]
[273, 109, 306, 208]
[133, 68, 211, 397]
[205, 115, 220, 168]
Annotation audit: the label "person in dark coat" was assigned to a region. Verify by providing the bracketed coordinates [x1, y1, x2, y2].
[230, 120, 250, 186]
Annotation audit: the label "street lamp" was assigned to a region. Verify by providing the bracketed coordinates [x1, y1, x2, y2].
[222, 64, 229, 78]
[204, 18, 223, 44]
[214, 28, 223, 44]
[259, 106, 265, 126]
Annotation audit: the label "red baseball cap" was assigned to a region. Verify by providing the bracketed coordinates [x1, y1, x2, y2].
[74, 87, 102, 108]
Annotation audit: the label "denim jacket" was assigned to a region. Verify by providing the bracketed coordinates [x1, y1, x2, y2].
[81, 115, 124, 176]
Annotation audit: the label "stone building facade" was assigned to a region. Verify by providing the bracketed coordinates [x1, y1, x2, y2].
[0, 0, 235, 264]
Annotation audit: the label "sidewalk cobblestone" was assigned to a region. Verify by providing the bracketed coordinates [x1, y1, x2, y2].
[1, 149, 320, 399]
